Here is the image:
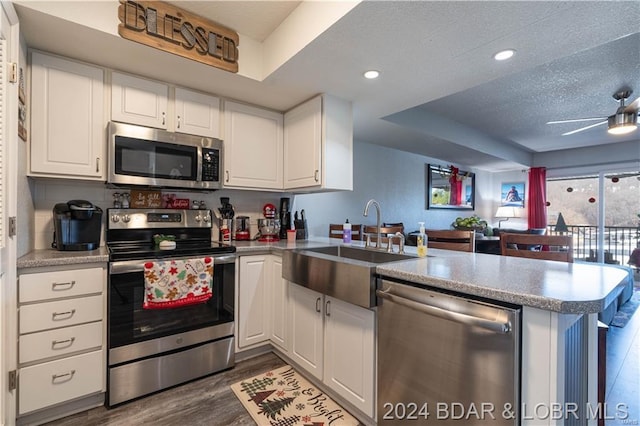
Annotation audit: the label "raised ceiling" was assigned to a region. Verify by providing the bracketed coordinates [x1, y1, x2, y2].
[14, 1, 640, 171]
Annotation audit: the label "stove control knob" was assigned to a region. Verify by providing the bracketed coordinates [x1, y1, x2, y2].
[203, 214, 211, 223]
[111, 214, 120, 223]
[122, 214, 131, 223]
[195, 214, 202, 223]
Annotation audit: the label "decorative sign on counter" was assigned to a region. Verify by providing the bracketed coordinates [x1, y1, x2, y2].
[117, 0, 239, 73]
[131, 189, 162, 208]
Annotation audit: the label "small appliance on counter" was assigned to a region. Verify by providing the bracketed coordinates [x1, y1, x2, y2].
[235, 216, 251, 241]
[257, 203, 280, 242]
[52, 200, 103, 251]
[278, 197, 291, 240]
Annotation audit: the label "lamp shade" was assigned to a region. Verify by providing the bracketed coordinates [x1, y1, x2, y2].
[495, 206, 521, 218]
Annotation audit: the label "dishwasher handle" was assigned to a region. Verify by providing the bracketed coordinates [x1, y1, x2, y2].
[376, 288, 511, 334]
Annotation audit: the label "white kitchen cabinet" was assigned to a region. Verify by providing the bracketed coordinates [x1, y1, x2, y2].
[30, 51, 105, 180]
[223, 101, 283, 189]
[269, 256, 289, 352]
[175, 87, 221, 138]
[288, 283, 324, 379]
[288, 283, 375, 418]
[324, 296, 375, 417]
[111, 72, 169, 129]
[17, 265, 106, 416]
[284, 94, 353, 191]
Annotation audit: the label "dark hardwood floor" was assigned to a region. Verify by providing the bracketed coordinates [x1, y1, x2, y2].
[604, 274, 640, 426]
[44, 352, 287, 426]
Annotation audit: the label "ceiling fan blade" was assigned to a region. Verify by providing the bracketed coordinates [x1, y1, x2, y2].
[624, 97, 639, 113]
[547, 117, 606, 124]
[562, 121, 607, 136]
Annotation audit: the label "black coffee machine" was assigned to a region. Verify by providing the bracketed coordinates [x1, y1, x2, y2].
[52, 200, 103, 251]
[278, 197, 291, 240]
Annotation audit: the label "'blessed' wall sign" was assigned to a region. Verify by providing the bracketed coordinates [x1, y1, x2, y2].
[118, 0, 239, 73]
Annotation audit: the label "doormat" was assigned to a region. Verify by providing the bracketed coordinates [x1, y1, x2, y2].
[231, 365, 359, 426]
[610, 290, 640, 328]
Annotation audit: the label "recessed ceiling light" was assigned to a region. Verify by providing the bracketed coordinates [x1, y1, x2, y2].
[493, 49, 516, 61]
[363, 70, 380, 79]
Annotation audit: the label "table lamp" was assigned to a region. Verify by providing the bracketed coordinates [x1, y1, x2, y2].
[495, 206, 521, 228]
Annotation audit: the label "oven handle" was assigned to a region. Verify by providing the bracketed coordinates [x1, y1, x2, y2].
[110, 254, 236, 274]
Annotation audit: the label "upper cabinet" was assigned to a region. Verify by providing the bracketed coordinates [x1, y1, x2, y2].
[223, 101, 283, 190]
[174, 88, 221, 138]
[111, 72, 169, 129]
[30, 52, 106, 180]
[284, 94, 353, 191]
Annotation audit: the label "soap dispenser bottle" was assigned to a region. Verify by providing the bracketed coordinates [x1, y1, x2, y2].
[343, 219, 352, 243]
[417, 222, 427, 257]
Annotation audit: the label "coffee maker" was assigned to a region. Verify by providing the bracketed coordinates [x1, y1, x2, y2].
[52, 200, 103, 251]
[278, 197, 291, 240]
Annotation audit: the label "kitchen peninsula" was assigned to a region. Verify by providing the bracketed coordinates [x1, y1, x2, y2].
[17, 239, 630, 426]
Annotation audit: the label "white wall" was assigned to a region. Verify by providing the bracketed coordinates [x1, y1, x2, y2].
[293, 140, 491, 237]
[16, 32, 32, 257]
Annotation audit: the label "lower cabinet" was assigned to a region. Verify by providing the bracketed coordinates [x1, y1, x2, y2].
[17, 265, 106, 417]
[288, 283, 375, 418]
[237, 255, 288, 351]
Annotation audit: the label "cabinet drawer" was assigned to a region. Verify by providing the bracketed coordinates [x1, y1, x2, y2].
[19, 350, 104, 415]
[20, 321, 103, 364]
[20, 295, 103, 334]
[20, 268, 103, 303]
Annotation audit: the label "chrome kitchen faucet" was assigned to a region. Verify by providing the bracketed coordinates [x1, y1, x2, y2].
[363, 199, 382, 249]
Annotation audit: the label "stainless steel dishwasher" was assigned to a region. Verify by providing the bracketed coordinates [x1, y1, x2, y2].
[377, 279, 520, 425]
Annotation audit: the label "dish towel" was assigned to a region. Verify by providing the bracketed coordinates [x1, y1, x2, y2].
[143, 257, 213, 309]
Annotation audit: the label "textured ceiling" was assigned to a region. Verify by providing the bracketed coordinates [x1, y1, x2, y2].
[14, 1, 640, 171]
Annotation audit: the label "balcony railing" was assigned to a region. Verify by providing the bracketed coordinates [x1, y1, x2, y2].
[546, 225, 640, 265]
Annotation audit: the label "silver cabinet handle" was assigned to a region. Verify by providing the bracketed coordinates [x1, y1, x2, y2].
[52, 370, 75, 384]
[376, 289, 511, 334]
[52, 309, 76, 320]
[325, 300, 331, 316]
[51, 337, 75, 349]
[314, 169, 319, 182]
[96, 158, 100, 173]
[177, 115, 181, 128]
[225, 170, 229, 183]
[162, 111, 166, 125]
[52, 280, 75, 291]
[315, 297, 321, 313]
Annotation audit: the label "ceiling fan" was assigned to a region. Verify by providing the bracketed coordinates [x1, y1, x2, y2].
[547, 90, 639, 136]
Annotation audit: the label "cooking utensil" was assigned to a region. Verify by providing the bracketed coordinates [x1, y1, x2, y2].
[257, 218, 280, 242]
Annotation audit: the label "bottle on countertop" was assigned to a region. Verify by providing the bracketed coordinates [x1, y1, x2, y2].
[417, 222, 427, 257]
[343, 219, 352, 243]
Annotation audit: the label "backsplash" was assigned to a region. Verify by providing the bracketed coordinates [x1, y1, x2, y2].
[32, 179, 295, 250]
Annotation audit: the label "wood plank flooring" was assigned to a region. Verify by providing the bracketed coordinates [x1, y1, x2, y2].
[604, 276, 640, 426]
[44, 352, 287, 426]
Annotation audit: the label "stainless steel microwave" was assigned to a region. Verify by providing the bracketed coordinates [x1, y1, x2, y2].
[108, 122, 222, 190]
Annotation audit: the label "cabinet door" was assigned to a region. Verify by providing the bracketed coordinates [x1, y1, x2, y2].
[284, 95, 322, 189]
[175, 87, 220, 138]
[111, 72, 168, 129]
[223, 101, 283, 189]
[238, 256, 271, 348]
[269, 256, 289, 352]
[288, 283, 324, 380]
[30, 52, 105, 179]
[324, 296, 375, 417]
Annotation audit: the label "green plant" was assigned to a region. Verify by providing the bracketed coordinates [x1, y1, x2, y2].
[452, 215, 487, 230]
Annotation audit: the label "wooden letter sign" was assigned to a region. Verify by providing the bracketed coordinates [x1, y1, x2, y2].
[118, 0, 239, 73]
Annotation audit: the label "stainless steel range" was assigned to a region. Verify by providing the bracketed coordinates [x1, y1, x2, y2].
[106, 209, 236, 406]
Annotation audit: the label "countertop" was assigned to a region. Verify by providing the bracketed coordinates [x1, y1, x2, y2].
[17, 238, 630, 315]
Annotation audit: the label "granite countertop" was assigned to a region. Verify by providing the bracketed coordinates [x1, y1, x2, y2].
[376, 248, 630, 314]
[17, 238, 630, 315]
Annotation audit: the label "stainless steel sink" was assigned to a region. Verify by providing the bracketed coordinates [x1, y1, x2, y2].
[282, 245, 415, 308]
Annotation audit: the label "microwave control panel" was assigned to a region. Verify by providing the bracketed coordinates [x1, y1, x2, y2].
[201, 148, 220, 182]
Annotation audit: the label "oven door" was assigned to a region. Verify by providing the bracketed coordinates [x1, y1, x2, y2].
[108, 254, 235, 364]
